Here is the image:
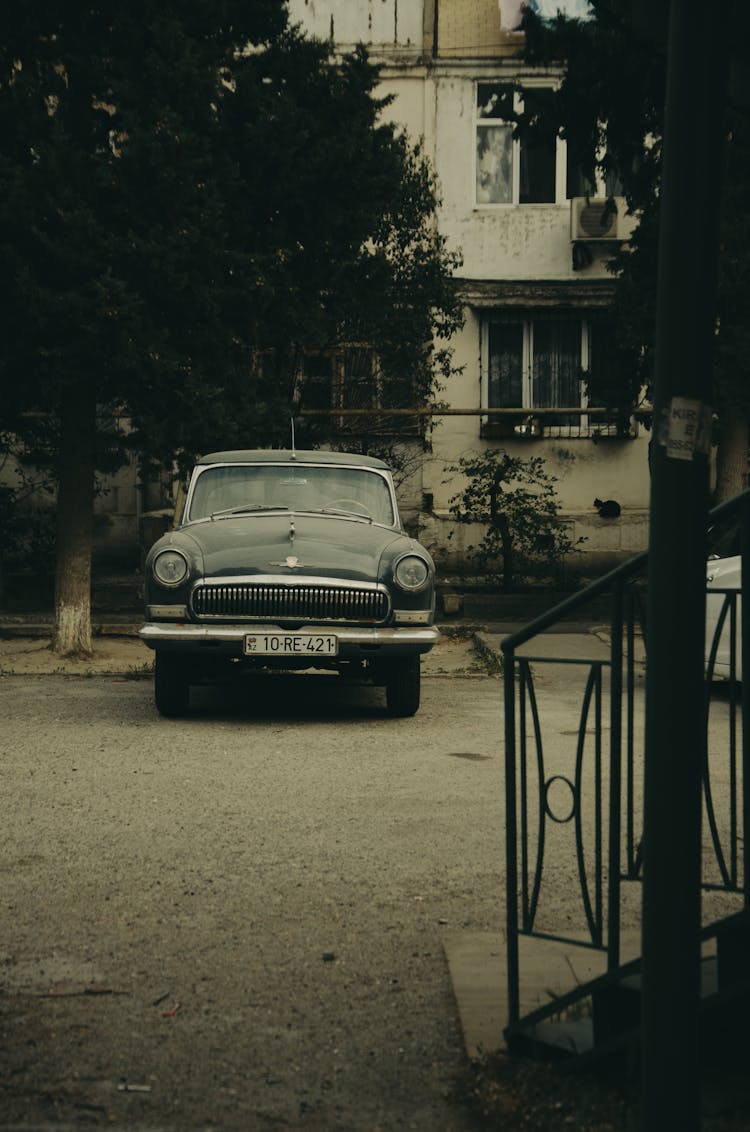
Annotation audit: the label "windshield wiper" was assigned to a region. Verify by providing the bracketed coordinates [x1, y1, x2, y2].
[209, 504, 289, 519]
[319, 507, 373, 522]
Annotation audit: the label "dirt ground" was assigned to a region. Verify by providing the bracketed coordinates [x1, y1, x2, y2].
[0, 633, 151, 676]
[0, 626, 482, 679]
[0, 627, 499, 1131]
[3, 626, 749, 1130]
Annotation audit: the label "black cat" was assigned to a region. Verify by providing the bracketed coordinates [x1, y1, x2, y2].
[594, 497, 621, 518]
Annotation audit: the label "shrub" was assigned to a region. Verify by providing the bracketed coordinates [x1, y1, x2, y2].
[446, 450, 583, 590]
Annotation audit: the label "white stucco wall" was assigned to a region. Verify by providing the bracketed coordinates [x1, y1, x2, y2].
[421, 52, 650, 567]
[423, 298, 650, 497]
[427, 425, 651, 508]
[432, 70, 636, 279]
[377, 74, 429, 139]
[287, 0, 425, 52]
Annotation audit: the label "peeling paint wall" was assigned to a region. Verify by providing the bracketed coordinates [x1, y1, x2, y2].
[287, 0, 425, 52]
[433, 74, 636, 278]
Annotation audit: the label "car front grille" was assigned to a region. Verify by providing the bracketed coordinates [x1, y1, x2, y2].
[191, 581, 390, 624]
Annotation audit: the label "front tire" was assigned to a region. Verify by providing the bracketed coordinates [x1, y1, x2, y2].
[154, 652, 191, 717]
[385, 656, 421, 717]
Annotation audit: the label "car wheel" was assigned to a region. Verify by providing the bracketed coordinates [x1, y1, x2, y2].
[385, 656, 421, 717]
[155, 652, 191, 717]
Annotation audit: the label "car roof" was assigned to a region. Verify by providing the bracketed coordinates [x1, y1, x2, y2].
[196, 449, 390, 470]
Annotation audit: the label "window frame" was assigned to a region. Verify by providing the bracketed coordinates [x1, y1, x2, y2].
[481, 314, 590, 410]
[274, 346, 421, 437]
[474, 82, 568, 208]
[479, 310, 615, 438]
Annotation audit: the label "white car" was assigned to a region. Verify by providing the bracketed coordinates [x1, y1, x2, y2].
[706, 528, 742, 681]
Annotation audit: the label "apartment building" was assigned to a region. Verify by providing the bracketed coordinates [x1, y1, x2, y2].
[288, 0, 651, 574]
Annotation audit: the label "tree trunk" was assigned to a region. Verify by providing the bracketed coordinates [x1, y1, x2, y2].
[715, 407, 749, 503]
[53, 386, 96, 656]
[489, 480, 514, 590]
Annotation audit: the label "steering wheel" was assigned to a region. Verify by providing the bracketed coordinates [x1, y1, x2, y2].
[326, 498, 371, 517]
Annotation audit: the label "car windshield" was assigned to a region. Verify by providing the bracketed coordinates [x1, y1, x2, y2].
[188, 463, 396, 526]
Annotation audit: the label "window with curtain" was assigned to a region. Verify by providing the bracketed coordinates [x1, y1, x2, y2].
[483, 310, 626, 437]
[485, 311, 583, 410]
[488, 321, 523, 406]
[532, 318, 581, 408]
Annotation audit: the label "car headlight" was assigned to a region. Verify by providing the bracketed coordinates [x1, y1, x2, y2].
[394, 554, 430, 593]
[153, 549, 189, 586]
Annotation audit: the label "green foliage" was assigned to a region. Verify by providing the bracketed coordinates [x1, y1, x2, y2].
[447, 450, 583, 590]
[0, 433, 56, 557]
[5, 507, 57, 574]
[0, 484, 55, 579]
[470, 635, 504, 677]
[0, 3, 462, 471]
[517, 0, 750, 427]
[520, 1, 666, 210]
[0, 0, 463, 640]
[516, 1, 661, 409]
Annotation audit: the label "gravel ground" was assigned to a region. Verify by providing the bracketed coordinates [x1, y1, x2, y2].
[0, 633, 500, 1131]
[0, 628, 481, 679]
[2, 630, 748, 1131]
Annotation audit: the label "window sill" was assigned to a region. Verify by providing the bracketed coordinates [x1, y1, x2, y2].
[473, 201, 569, 211]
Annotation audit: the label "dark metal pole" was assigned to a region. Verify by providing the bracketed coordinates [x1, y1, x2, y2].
[504, 646, 520, 1027]
[641, 3, 727, 1129]
[741, 498, 750, 911]
[607, 581, 623, 973]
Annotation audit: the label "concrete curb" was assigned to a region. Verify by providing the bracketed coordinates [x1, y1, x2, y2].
[0, 613, 142, 638]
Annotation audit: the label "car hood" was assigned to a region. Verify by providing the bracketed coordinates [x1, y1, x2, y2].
[172, 512, 411, 582]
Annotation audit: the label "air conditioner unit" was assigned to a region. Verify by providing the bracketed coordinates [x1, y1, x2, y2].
[571, 196, 627, 241]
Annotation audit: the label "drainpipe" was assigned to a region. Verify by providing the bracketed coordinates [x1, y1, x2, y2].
[641, 4, 728, 1130]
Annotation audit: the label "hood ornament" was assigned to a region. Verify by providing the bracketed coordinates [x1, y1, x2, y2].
[269, 555, 300, 569]
[270, 518, 317, 567]
[269, 554, 322, 570]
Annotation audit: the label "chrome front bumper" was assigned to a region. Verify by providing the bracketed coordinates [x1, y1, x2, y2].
[139, 621, 439, 654]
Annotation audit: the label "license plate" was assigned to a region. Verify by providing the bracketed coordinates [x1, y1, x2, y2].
[243, 633, 339, 657]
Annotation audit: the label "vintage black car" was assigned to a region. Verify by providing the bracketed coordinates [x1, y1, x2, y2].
[139, 449, 439, 716]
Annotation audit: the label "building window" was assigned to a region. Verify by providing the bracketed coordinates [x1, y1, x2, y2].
[297, 347, 378, 416]
[475, 83, 561, 205]
[300, 352, 335, 410]
[287, 347, 419, 436]
[340, 346, 378, 411]
[481, 310, 624, 437]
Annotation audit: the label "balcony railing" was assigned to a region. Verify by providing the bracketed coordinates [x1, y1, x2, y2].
[298, 406, 641, 441]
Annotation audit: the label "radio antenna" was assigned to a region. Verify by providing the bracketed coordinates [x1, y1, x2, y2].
[290, 416, 296, 460]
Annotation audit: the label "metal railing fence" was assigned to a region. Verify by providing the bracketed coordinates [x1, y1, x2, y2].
[501, 487, 750, 1032]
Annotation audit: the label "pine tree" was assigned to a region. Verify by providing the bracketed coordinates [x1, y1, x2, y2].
[0, 2, 461, 654]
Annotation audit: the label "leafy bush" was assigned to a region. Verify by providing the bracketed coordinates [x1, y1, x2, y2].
[0, 495, 57, 574]
[447, 450, 583, 590]
[0, 445, 57, 578]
